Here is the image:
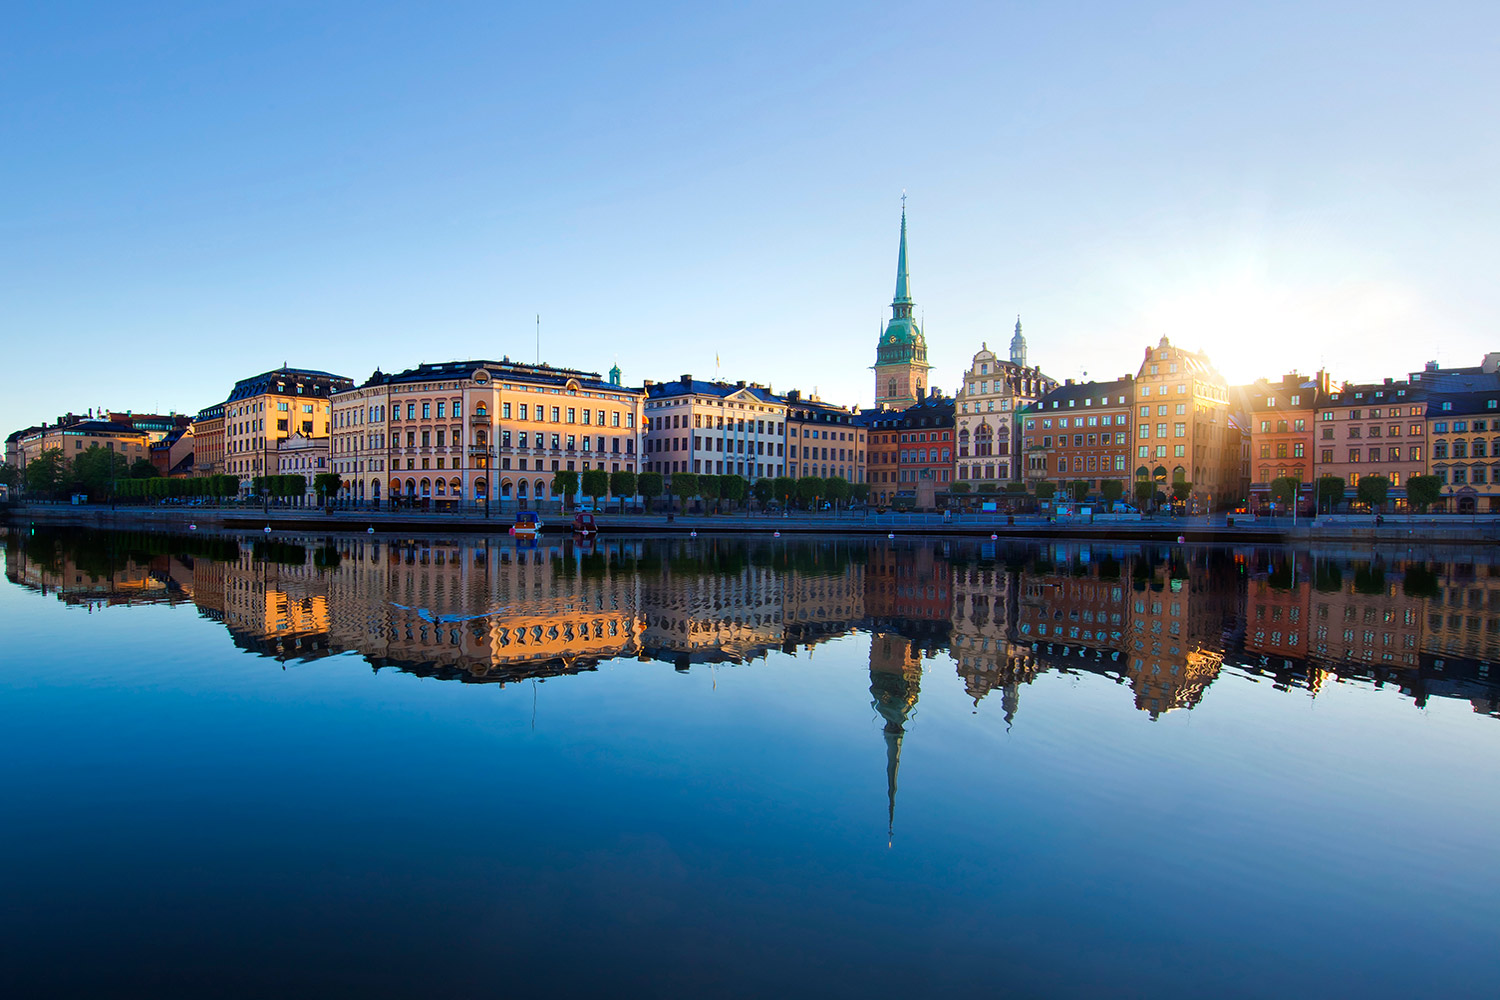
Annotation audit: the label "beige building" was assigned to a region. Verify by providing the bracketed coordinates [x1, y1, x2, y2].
[191, 403, 225, 475]
[643, 376, 787, 481]
[333, 359, 644, 508]
[782, 389, 866, 483]
[16, 419, 151, 470]
[221, 368, 351, 493]
[954, 324, 1057, 486]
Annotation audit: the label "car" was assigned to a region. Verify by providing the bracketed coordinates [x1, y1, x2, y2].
[577, 499, 597, 513]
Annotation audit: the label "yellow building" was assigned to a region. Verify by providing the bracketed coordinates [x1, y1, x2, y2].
[218, 368, 349, 493]
[191, 403, 225, 475]
[17, 420, 151, 470]
[1132, 336, 1237, 508]
[782, 389, 867, 484]
[332, 359, 645, 509]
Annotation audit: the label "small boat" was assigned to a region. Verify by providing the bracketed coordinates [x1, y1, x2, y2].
[510, 510, 541, 540]
[572, 511, 599, 538]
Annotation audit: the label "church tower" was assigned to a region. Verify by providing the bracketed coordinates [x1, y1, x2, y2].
[871, 204, 933, 410]
[1009, 316, 1026, 367]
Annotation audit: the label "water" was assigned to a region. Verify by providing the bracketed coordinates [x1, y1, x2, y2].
[3, 526, 1498, 998]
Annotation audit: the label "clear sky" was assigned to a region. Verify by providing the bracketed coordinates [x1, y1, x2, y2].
[4, 1, 1497, 437]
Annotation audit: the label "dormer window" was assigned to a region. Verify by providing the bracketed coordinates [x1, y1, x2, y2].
[1443, 402, 1453, 411]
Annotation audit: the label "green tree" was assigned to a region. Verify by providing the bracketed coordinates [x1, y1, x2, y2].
[697, 474, 723, 513]
[1171, 480, 1193, 503]
[551, 469, 579, 509]
[750, 477, 773, 508]
[1406, 474, 1442, 513]
[1100, 480, 1123, 511]
[772, 475, 797, 507]
[638, 471, 664, 513]
[720, 474, 748, 510]
[1035, 481, 1056, 501]
[129, 458, 159, 479]
[950, 481, 972, 495]
[580, 468, 609, 507]
[1269, 476, 1299, 512]
[610, 470, 638, 510]
[1, 462, 23, 491]
[1004, 482, 1027, 494]
[1134, 481, 1156, 508]
[1357, 474, 1391, 512]
[313, 473, 342, 507]
[796, 475, 824, 510]
[851, 483, 870, 503]
[72, 445, 128, 499]
[670, 472, 700, 510]
[977, 482, 999, 494]
[1070, 480, 1089, 502]
[824, 475, 851, 510]
[1316, 475, 1345, 514]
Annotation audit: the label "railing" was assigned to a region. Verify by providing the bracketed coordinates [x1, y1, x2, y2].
[470, 414, 491, 425]
[467, 445, 494, 456]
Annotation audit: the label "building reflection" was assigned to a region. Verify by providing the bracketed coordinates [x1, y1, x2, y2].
[7, 528, 1500, 723]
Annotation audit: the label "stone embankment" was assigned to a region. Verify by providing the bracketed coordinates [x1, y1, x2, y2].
[7, 502, 1499, 545]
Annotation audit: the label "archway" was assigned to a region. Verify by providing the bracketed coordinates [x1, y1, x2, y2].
[500, 479, 513, 498]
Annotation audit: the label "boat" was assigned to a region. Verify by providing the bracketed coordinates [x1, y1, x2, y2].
[510, 510, 541, 540]
[572, 511, 599, 538]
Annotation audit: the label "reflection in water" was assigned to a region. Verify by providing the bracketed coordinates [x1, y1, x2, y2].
[7, 528, 1500, 725]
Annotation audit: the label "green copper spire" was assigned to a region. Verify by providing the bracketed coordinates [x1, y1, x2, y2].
[892, 202, 912, 313]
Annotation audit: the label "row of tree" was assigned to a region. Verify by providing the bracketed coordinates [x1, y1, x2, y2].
[5, 446, 160, 500]
[543, 470, 869, 513]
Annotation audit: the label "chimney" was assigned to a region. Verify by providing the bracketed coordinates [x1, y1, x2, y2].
[736, 380, 746, 388]
[1384, 377, 1393, 385]
[1065, 378, 1074, 386]
[1425, 360, 1439, 372]
[787, 389, 800, 401]
[680, 374, 692, 387]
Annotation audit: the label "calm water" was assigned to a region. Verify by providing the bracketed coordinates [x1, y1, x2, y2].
[3, 526, 1499, 998]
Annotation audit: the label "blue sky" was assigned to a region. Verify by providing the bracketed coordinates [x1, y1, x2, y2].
[4, 1, 1497, 438]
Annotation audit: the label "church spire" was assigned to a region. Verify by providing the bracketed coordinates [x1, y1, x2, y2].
[892, 199, 913, 318]
[1010, 314, 1027, 367]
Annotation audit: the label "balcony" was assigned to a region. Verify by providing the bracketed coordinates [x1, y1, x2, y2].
[468, 445, 494, 457]
[470, 413, 491, 425]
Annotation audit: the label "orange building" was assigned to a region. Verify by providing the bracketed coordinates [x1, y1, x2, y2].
[1245, 371, 1334, 513]
[1132, 336, 1237, 509]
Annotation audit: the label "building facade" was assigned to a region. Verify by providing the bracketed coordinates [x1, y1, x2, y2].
[1132, 337, 1237, 508]
[1313, 379, 1428, 507]
[643, 376, 786, 481]
[191, 403, 225, 475]
[861, 392, 953, 509]
[221, 368, 352, 493]
[333, 359, 643, 508]
[871, 207, 933, 411]
[1019, 376, 1135, 496]
[1426, 389, 1500, 512]
[782, 389, 865, 483]
[954, 324, 1058, 486]
[1245, 371, 1334, 512]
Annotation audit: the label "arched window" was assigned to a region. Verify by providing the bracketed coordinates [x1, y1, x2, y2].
[500, 479, 513, 498]
[474, 478, 488, 499]
[420, 478, 432, 497]
[535, 479, 547, 498]
[405, 478, 416, 496]
[435, 479, 446, 495]
[517, 480, 528, 499]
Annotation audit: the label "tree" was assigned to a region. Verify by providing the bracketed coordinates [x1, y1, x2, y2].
[129, 458, 159, 479]
[1070, 480, 1089, 502]
[851, 483, 870, 503]
[1407, 474, 1442, 513]
[1357, 474, 1391, 512]
[773, 475, 797, 508]
[950, 482, 972, 495]
[1134, 481, 1156, 508]
[670, 472, 700, 510]
[1035, 481, 1056, 501]
[1269, 476, 1299, 513]
[72, 445, 128, 499]
[1004, 482, 1027, 494]
[720, 474, 748, 510]
[824, 475, 851, 510]
[638, 471, 664, 513]
[313, 473, 342, 508]
[1171, 480, 1193, 503]
[551, 469, 579, 510]
[1316, 475, 1345, 514]
[581, 468, 609, 507]
[977, 482, 999, 494]
[610, 470, 638, 510]
[0, 463, 22, 490]
[796, 475, 824, 510]
[1100, 480, 1123, 511]
[25, 450, 67, 498]
[750, 477, 772, 509]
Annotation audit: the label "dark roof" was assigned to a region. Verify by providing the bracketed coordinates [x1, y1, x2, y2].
[359, 359, 637, 395]
[1024, 377, 1136, 413]
[782, 391, 859, 424]
[58, 421, 149, 436]
[1325, 381, 1423, 406]
[859, 395, 955, 429]
[227, 367, 353, 402]
[647, 377, 780, 405]
[195, 403, 225, 422]
[1425, 389, 1500, 416]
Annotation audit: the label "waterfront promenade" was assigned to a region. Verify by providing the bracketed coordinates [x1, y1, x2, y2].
[6, 501, 1499, 545]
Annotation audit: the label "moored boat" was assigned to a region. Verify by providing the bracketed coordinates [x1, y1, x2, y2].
[510, 510, 541, 540]
[572, 511, 599, 537]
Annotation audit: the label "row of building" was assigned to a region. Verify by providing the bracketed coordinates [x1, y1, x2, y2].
[8, 206, 1499, 511]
